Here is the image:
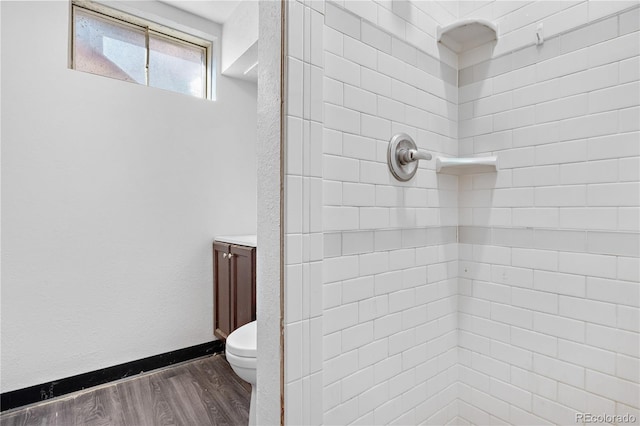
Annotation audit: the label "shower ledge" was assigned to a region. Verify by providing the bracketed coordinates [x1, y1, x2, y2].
[437, 19, 498, 53]
[436, 156, 498, 175]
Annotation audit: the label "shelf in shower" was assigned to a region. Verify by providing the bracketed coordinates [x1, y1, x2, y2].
[436, 156, 498, 175]
[437, 19, 498, 53]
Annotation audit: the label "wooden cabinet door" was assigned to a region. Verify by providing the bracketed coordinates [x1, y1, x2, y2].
[213, 242, 231, 340]
[231, 245, 256, 330]
[213, 241, 256, 341]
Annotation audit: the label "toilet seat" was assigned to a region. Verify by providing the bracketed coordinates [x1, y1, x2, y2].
[225, 351, 256, 369]
[225, 321, 257, 358]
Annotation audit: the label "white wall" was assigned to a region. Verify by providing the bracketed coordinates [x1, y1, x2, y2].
[222, 0, 259, 75]
[1, 1, 257, 393]
[457, 3, 640, 423]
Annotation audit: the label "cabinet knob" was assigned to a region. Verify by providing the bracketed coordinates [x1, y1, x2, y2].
[223, 253, 228, 259]
[228, 253, 235, 259]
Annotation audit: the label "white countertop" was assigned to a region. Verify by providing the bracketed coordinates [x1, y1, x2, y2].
[215, 235, 257, 247]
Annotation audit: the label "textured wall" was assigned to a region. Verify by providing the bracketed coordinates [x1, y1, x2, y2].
[1, 1, 257, 392]
[256, 1, 283, 424]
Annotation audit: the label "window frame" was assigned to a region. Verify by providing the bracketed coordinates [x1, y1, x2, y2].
[70, 0, 213, 100]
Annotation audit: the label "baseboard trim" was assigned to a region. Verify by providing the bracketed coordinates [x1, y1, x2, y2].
[0, 340, 224, 412]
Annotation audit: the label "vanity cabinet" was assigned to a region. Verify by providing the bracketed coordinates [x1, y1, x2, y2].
[213, 241, 256, 340]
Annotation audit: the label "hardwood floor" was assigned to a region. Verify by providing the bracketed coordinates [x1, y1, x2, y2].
[0, 354, 251, 426]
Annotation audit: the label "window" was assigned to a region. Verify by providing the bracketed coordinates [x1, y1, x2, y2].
[71, 2, 210, 99]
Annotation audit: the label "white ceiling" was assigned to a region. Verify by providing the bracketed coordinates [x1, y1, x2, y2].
[161, 0, 242, 24]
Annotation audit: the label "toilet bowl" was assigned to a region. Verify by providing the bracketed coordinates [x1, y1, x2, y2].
[225, 320, 257, 426]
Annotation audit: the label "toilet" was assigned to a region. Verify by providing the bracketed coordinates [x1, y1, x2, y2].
[225, 320, 257, 426]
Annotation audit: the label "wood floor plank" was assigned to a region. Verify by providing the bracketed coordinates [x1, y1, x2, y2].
[190, 356, 251, 425]
[185, 363, 242, 425]
[73, 387, 125, 426]
[115, 375, 155, 426]
[0, 355, 250, 426]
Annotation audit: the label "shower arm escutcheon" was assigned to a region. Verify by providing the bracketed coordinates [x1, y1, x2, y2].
[387, 133, 432, 181]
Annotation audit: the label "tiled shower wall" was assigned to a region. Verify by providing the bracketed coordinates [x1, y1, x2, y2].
[285, 0, 463, 424]
[456, 3, 640, 425]
[285, 1, 639, 425]
[320, 1, 461, 424]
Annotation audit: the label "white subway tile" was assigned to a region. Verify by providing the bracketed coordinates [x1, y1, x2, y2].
[324, 26, 344, 57]
[324, 77, 344, 109]
[559, 295, 617, 327]
[512, 248, 558, 271]
[589, 81, 640, 114]
[376, 4, 406, 40]
[341, 322, 374, 352]
[344, 36, 377, 71]
[616, 353, 640, 382]
[361, 19, 391, 53]
[512, 208, 559, 228]
[344, 0, 377, 24]
[587, 323, 639, 357]
[533, 353, 585, 388]
[511, 327, 557, 357]
[588, 132, 640, 160]
[360, 114, 392, 140]
[470, 385, 510, 420]
[618, 304, 639, 332]
[324, 302, 359, 334]
[378, 96, 406, 122]
[490, 377, 533, 411]
[324, 103, 360, 134]
[360, 71, 391, 102]
[360, 207, 390, 229]
[587, 231, 639, 257]
[620, 6, 640, 34]
[561, 111, 619, 141]
[561, 61, 619, 98]
[588, 182, 640, 207]
[587, 276, 640, 307]
[533, 270, 586, 297]
[535, 185, 586, 207]
[620, 106, 640, 132]
[620, 55, 640, 85]
[559, 250, 618, 278]
[537, 48, 588, 82]
[324, 206, 359, 231]
[535, 139, 587, 166]
[324, 398, 359, 425]
[512, 287, 558, 314]
[532, 395, 577, 425]
[619, 207, 640, 231]
[498, 147, 536, 169]
[585, 369, 640, 408]
[359, 295, 389, 323]
[491, 302, 533, 329]
[589, 31, 640, 68]
[324, 154, 359, 182]
[342, 182, 375, 206]
[618, 256, 640, 282]
[589, 0, 637, 21]
[325, 52, 360, 87]
[325, 1, 360, 40]
[534, 312, 585, 343]
[559, 339, 617, 375]
[620, 156, 640, 182]
[358, 382, 388, 417]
